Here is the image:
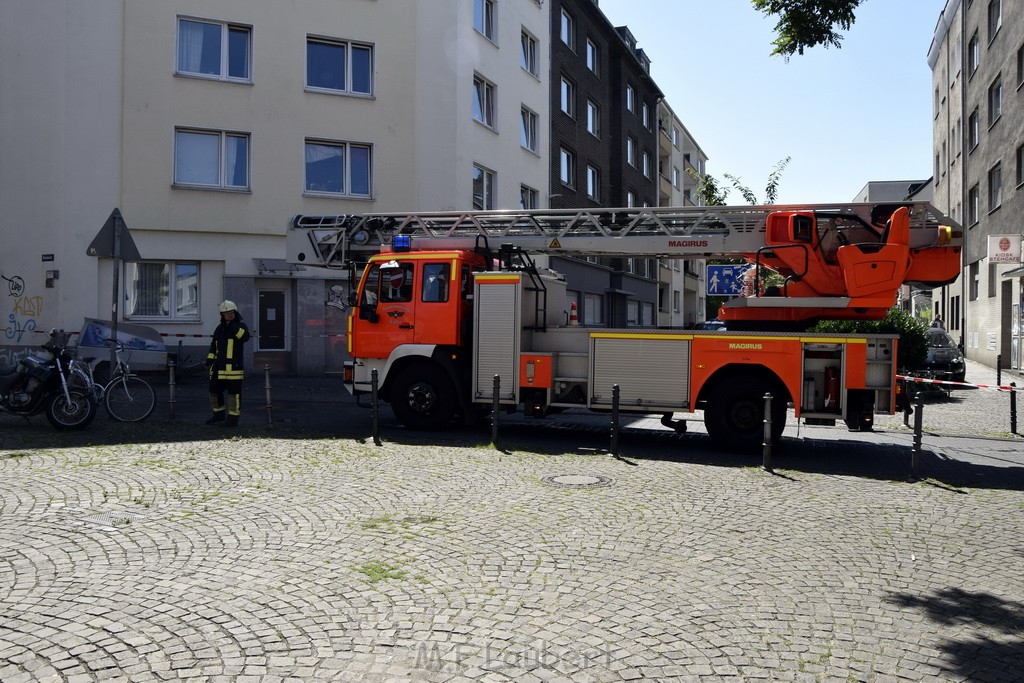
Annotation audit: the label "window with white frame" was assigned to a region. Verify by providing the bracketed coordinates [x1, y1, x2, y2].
[560, 76, 575, 117]
[627, 300, 639, 326]
[626, 191, 636, 207]
[521, 30, 538, 76]
[520, 106, 539, 153]
[474, 0, 494, 40]
[626, 136, 637, 166]
[473, 74, 496, 128]
[672, 166, 680, 188]
[988, 164, 1001, 210]
[988, 76, 1002, 126]
[672, 290, 680, 313]
[988, 0, 1001, 41]
[520, 184, 538, 210]
[472, 164, 495, 210]
[587, 165, 600, 200]
[642, 302, 654, 326]
[626, 84, 635, 113]
[642, 102, 650, 129]
[968, 32, 980, 75]
[125, 261, 199, 319]
[176, 17, 251, 81]
[304, 140, 371, 197]
[672, 127, 679, 147]
[560, 9, 575, 50]
[174, 128, 249, 189]
[306, 37, 373, 95]
[642, 151, 652, 178]
[583, 292, 603, 324]
[586, 38, 599, 74]
[586, 100, 600, 137]
[968, 108, 979, 149]
[560, 148, 575, 188]
[968, 184, 979, 225]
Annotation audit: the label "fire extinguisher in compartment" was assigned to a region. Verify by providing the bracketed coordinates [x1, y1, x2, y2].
[824, 367, 839, 410]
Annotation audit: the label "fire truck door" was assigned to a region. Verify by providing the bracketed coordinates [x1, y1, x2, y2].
[354, 260, 417, 358]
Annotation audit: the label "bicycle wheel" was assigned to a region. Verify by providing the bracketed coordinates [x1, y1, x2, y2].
[104, 374, 156, 422]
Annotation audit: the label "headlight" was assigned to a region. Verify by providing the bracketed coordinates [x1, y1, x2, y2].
[951, 358, 964, 365]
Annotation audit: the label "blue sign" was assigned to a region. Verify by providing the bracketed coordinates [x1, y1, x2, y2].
[706, 265, 752, 296]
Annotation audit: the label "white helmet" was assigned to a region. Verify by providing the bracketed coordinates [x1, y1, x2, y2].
[219, 300, 238, 313]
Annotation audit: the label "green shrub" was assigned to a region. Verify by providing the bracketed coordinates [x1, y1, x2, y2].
[810, 308, 927, 371]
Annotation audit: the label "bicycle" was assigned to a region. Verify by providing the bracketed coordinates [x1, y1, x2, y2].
[71, 339, 156, 422]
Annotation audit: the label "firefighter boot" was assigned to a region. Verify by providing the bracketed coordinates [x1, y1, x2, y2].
[206, 412, 226, 425]
[222, 414, 239, 427]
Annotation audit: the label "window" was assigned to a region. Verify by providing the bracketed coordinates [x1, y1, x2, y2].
[626, 136, 637, 166]
[968, 184, 980, 225]
[520, 184, 538, 210]
[125, 262, 199, 319]
[968, 32, 980, 75]
[176, 18, 250, 81]
[988, 77, 1002, 126]
[988, 164, 1001, 211]
[988, 0, 1001, 41]
[583, 292, 604, 324]
[642, 102, 650, 129]
[672, 166, 680, 188]
[174, 129, 249, 189]
[560, 76, 575, 117]
[934, 153, 941, 181]
[626, 84, 635, 113]
[472, 165, 495, 210]
[304, 140, 371, 197]
[560, 9, 575, 50]
[586, 100, 600, 137]
[474, 0, 494, 40]
[1016, 143, 1024, 187]
[672, 127, 679, 147]
[520, 106, 539, 152]
[672, 290, 680, 313]
[586, 38, 599, 74]
[1018, 44, 1024, 87]
[560, 148, 575, 188]
[521, 30, 538, 76]
[422, 263, 451, 303]
[968, 108, 979, 149]
[969, 261, 979, 301]
[627, 300, 639, 326]
[587, 165, 600, 200]
[642, 151, 652, 178]
[306, 38, 373, 95]
[934, 87, 940, 117]
[473, 75, 495, 128]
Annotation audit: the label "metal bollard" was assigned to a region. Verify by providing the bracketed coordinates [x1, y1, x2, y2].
[762, 392, 773, 471]
[371, 369, 381, 446]
[1011, 382, 1018, 435]
[263, 364, 273, 428]
[491, 375, 500, 447]
[168, 360, 177, 420]
[910, 397, 924, 480]
[996, 355, 1002, 387]
[610, 384, 620, 457]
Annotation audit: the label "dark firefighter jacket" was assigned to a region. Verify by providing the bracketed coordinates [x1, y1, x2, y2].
[207, 314, 251, 381]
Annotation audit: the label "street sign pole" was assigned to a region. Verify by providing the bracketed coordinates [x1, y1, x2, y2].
[87, 208, 142, 376]
[110, 213, 121, 372]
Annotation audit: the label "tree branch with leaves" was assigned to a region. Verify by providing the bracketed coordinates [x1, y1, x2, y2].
[752, 0, 864, 59]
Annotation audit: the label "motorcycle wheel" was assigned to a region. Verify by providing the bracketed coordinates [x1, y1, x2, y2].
[46, 388, 97, 429]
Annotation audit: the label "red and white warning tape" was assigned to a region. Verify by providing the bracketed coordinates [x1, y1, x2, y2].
[897, 374, 1020, 392]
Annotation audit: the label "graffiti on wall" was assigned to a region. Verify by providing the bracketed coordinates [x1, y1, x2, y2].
[2, 273, 41, 344]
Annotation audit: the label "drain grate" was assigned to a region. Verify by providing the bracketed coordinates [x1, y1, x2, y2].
[541, 474, 613, 489]
[82, 511, 141, 530]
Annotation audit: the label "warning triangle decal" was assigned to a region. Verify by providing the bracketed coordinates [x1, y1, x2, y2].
[549, 238, 562, 249]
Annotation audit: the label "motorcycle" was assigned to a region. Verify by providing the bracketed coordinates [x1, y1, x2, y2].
[0, 329, 97, 429]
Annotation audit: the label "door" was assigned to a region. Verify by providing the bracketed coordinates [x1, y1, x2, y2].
[258, 290, 287, 351]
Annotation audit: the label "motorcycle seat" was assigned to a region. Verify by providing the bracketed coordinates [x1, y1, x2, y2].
[0, 364, 19, 377]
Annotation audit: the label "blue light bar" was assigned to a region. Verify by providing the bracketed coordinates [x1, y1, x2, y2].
[393, 235, 412, 252]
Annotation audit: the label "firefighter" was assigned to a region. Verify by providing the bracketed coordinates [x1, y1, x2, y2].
[206, 300, 251, 426]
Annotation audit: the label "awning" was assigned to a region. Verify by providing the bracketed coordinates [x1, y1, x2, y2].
[1002, 265, 1024, 279]
[254, 258, 306, 275]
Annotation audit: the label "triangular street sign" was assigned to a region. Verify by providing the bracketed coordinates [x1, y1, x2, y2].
[87, 207, 142, 260]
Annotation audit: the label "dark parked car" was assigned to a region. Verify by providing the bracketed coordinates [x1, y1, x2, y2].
[700, 319, 726, 331]
[921, 328, 966, 385]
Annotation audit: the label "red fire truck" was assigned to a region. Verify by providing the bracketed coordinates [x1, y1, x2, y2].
[287, 203, 960, 450]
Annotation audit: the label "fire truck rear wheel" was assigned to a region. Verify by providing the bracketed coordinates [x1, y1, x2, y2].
[390, 364, 457, 430]
[704, 378, 785, 452]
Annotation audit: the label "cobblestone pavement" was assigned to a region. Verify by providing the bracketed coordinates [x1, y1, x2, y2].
[1, 360, 1022, 682]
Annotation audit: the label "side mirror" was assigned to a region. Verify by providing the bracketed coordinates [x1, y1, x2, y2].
[347, 291, 358, 306]
[359, 302, 379, 323]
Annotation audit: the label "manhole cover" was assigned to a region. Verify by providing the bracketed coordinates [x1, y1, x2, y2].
[541, 474, 613, 489]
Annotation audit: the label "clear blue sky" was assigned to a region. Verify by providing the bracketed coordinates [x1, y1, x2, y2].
[597, 0, 947, 204]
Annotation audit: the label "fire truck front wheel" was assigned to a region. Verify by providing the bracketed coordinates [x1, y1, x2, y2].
[390, 363, 457, 430]
[704, 378, 786, 452]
